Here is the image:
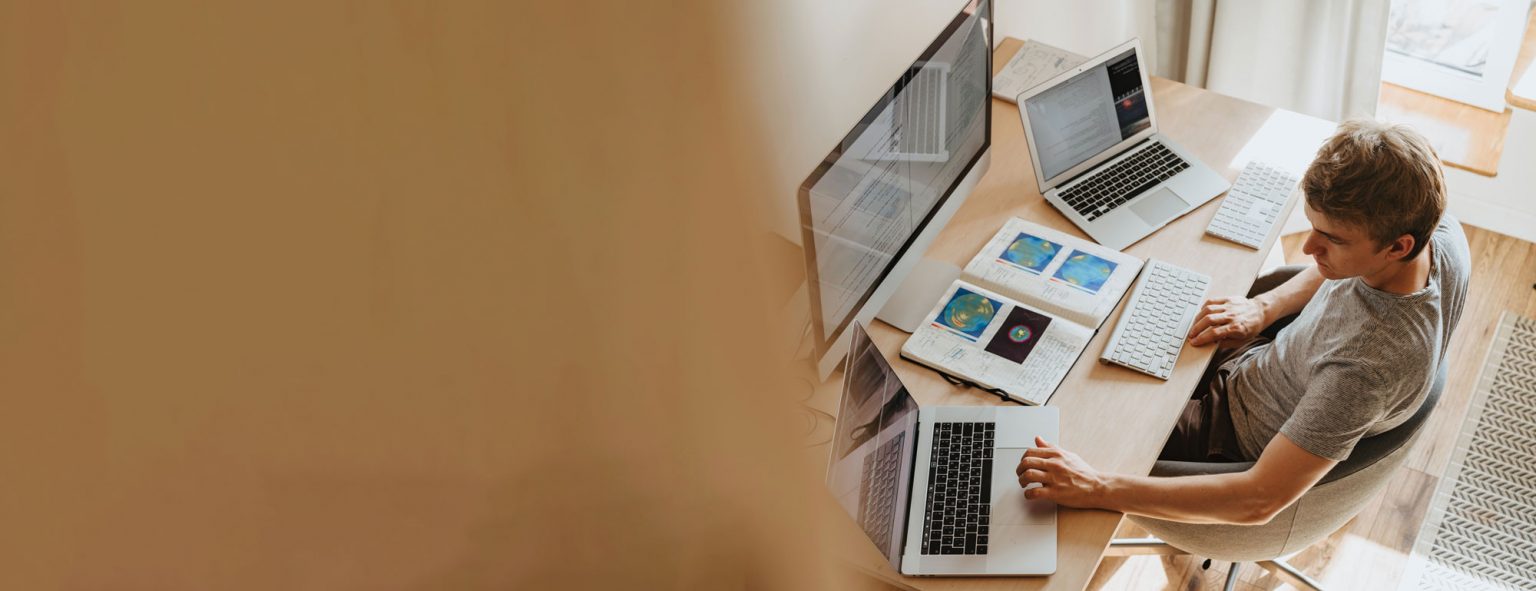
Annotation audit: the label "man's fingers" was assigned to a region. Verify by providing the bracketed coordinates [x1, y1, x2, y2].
[1017, 455, 1057, 477]
[1024, 439, 1059, 460]
[1015, 456, 1055, 474]
[1187, 314, 1215, 340]
[1023, 449, 1056, 461]
[1188, 310, 1210, 336]
[1208, 323, 1237, 342]
[1018, 469, 1050, 484]
[1190, 316, 1238, 346]
[1188, 324, 1219, 346]
[1189, 298, 1239, 339]
[1024, 485, 1053, 501]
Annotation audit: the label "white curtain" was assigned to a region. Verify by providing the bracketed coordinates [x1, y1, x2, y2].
[1152, 0, 1392, 122]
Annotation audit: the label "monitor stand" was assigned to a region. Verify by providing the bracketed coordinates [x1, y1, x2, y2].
[876, 258, 961, 333]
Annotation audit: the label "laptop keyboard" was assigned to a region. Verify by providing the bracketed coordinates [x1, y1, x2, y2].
[1059, 142, 1189, 222]
[858, 432, 905, 552]
[921, 422, 995, 555]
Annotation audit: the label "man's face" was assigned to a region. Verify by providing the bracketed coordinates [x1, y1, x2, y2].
[1300, 203, 1399, 280]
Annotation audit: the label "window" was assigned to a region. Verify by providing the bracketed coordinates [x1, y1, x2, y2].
[1381, 0, 1533, 111]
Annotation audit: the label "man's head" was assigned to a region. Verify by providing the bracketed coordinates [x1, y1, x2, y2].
[1299, 119, 1446, 280]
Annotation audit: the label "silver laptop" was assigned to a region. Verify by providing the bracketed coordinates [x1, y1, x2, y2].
[1017, 38, 1229, 251]
[826, 322, 1058, 576]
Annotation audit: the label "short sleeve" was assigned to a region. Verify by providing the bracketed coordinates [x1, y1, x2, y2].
[1278, 360, 1386, 461]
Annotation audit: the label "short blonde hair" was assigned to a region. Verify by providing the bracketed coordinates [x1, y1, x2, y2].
[1302, 119, 1446, 260]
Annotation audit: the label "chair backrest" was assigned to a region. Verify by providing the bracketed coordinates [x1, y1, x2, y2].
[1128, 365, 1447, 562]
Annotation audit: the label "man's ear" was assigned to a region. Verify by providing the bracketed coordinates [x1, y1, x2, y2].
[1384, 234, 1416, 261]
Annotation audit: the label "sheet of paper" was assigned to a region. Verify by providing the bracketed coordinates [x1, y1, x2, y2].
[992, 40, 1087, 104]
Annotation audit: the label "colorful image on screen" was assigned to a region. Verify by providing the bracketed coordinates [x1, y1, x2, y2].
[934, 288, 1000, 340]
[1051, 250, 1117, 294]
[998, 233, 1062, 274]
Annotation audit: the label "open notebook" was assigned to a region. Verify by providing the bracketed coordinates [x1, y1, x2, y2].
[901, 218, 1142, 404]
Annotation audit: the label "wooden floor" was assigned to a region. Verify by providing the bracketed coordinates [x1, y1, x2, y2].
[1086, 222, 1536, 590]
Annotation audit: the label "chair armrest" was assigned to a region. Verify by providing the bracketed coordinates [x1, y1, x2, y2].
[1150, 460, 1254, 477]
[1248, 264, 1307, 339]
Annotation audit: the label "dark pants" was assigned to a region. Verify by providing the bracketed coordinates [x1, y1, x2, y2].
[1157, 265, 1307, 463]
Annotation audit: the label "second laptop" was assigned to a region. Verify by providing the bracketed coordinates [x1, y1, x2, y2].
[1016, 38, 1230, 251]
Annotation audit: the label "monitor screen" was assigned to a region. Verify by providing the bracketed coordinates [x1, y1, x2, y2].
[1023, 47, 1150, 181]
[798, 0, 991, 366]
[826, 322, 919, 567]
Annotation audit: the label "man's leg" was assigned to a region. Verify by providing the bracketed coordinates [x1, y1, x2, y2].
[1158, 265, 1305, 462]
[1158, 338, 1266, 462]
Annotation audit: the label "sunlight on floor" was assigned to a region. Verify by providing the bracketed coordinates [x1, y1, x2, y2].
[1317, 534, 1410, 589]
[1100, 556, 1170, 590]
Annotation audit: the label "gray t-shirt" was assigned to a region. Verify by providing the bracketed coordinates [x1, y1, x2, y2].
[1227, 216, 1470, 461]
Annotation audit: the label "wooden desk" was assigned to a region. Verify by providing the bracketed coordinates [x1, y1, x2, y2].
[810, 38, 1336, 590]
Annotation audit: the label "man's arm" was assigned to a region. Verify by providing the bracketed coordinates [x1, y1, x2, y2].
[1187, 265, 1325, 346]
[1016, 434, 1336, 525]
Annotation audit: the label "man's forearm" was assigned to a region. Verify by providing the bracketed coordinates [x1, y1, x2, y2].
[1023, 436, 1332, 526]
[1096, 471, 1284, 525]
[1254, 265, 1324, 329]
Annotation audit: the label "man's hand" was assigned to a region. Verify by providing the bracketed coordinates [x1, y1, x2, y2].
[1186, 295, 1269, 346]
[1014, 437, 1108, 507]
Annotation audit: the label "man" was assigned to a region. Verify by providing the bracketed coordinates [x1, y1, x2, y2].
[1016, 120, 1470, 525]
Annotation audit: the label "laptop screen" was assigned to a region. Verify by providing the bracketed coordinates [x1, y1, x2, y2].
[826, 322, 919, 568]
[1022, 47, 1151, 181]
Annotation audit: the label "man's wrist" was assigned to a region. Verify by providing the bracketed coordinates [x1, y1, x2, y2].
[1093, 472, 1125, 512]
[1254, 293, 1278, 328]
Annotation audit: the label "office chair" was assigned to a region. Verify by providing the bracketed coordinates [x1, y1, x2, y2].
[1104, 266, 1450, 591]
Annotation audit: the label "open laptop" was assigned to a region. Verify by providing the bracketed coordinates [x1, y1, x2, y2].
[826, 322, 1058, 576]
[1016, 38, 1230, 251]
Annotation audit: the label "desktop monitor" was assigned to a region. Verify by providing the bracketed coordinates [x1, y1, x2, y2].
[798, 0, 993, 379]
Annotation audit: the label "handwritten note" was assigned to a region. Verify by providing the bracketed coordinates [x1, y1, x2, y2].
[992, 40, 1088, 104]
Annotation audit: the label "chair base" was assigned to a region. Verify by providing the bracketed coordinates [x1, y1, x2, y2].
[1106, 537, 1325, 591]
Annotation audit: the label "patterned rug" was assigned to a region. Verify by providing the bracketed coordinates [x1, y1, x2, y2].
[1402, 312, 1536, 590]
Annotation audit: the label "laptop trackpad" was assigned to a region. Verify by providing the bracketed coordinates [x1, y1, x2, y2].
[991, 450, 1056, 525]
[1130, 187, 1189, 226]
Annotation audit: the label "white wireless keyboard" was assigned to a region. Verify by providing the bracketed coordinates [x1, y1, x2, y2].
[1100, 259, 1211, 380]
[1205, 161, 1299, 249]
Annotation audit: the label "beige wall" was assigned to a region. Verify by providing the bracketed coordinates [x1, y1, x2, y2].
[0, 1, 836, 588]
